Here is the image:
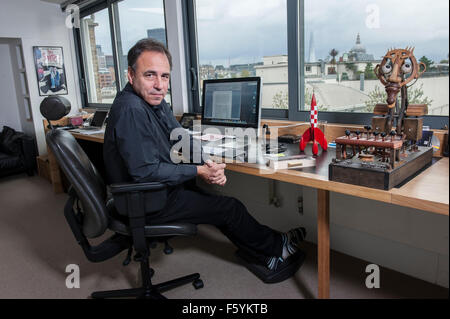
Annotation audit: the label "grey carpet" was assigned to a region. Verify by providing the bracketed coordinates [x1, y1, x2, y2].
[0, 174, 447, 299]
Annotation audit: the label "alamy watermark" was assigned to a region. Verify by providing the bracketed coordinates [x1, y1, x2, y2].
[65, 4, 80, 29]
[365, 264, 381, 289]
[365, 4, 380, 29]
[65, 264, 80, 289]
[169, 121, 280, 175]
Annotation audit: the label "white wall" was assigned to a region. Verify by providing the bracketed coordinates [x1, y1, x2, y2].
[0, 0, 82, 155]
[0, 42, 22, 131]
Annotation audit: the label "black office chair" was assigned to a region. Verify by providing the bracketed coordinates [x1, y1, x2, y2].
[41, 97, 203, 299]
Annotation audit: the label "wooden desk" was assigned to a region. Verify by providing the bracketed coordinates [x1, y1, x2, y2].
[69, 131, 105, 143]
[224, 157, 448, 298]
[47, 130, 449, 299]
[391, 158, 449, 216]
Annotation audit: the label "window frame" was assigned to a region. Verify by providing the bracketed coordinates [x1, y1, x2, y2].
[74, 0, 170, 110]
[183, 0, 449, 129]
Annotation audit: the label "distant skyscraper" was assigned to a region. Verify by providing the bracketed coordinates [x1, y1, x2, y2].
[96, 45, 103, 56]
[308, 31, 316, 63]
[147, 28, 167, 47]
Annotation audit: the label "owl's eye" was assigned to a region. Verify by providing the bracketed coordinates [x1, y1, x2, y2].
[402, 61, 413, 74]
[382, 60, 393, 74]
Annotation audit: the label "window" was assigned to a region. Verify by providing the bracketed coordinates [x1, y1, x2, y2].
[185, 0, 449, 127]
[304, 0, 449, 116]
[113, 0, 167, 89]
[80, 8, 117, 104]
[191, 0, 289, 111]
[76, 0, 170, 107]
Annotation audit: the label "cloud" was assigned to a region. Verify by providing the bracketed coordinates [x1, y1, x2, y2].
[196, 0, 288, 65]
[128, 7, 164, 15]
[304, 0, 449, 63]
[89, 0, 449, 65]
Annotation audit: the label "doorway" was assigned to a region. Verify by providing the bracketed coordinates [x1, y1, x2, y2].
[0, 37, 35, 137]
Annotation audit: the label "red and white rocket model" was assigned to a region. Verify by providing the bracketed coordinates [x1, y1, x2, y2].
[299, 93, 328, 156]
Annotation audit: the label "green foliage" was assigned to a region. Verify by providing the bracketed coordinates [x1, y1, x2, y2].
[329, 49, 339, 64]
[240, 69, 251, 77]
[364, 63, 377, 80]
[345, 63, 358, 80]
[304, 87, 328, 111]
[364, 84, 433, 112]
[272, 91, 289, 109]
[419, 56, 434, 72]
[272, 88, 328, 111]
[346, 63, 357, 72]
[305, 87, 313, 106]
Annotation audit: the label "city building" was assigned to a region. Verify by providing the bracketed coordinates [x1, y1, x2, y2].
[347, 33, 375, 62]
[256, 34, 382, 109]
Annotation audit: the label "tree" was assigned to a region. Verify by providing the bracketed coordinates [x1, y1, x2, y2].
[272, 91, 289, 109]
[304, 87, 313, 107]
[345, 63, 358, 80]
[304, 88, 328, 111]
[329, 49, 339, 64]
[364, 84, 433, 112]
[364, 63, 377, 80]
[240, 69, 251, 77]
[419, 56, 434, 72]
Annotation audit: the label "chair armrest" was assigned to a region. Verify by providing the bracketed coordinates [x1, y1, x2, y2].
[110, 182, 168, 216]
[110, 182, 166, 194]
[110, 181, 169, 255]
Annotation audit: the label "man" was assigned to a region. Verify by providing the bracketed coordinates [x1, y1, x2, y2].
[103, 39, 306, 281]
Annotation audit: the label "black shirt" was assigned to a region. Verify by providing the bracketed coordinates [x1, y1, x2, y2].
[103, 83, 201, 186]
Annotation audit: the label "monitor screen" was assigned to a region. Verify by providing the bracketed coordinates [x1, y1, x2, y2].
[201, 77, 261, 129]
[91, 110, 108, 127]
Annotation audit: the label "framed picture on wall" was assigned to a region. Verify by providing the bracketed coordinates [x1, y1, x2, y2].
[33, 46, 68, 96]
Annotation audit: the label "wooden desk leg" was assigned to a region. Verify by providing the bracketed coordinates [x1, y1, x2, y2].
[47, 145, 64, 194]
[317, 189, 330, 299]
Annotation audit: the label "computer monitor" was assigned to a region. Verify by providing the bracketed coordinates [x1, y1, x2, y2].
[90, 110, 108, 128]
[201, 77, 261, 136]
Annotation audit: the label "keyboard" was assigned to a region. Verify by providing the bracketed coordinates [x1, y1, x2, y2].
[203, 144, 246, 158]
[70, 128, 105, 135]
[265, 143, 287, 154]
[79, 126, 101, 130]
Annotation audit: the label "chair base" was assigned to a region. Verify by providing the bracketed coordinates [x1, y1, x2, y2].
[91, 273, 202, 299]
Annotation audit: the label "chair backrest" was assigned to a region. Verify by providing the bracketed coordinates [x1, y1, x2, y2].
[46, 129, 109, 238]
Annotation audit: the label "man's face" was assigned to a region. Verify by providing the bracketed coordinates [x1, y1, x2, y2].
[128, 51, 171, 106]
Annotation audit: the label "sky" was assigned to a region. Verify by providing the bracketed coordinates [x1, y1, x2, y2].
[85, 0, 165, 56]
[88, 0, 449, 67]
[304, 0, 449, 64]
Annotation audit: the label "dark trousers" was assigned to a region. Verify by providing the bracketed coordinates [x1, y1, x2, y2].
[146, 183, 283, 262]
